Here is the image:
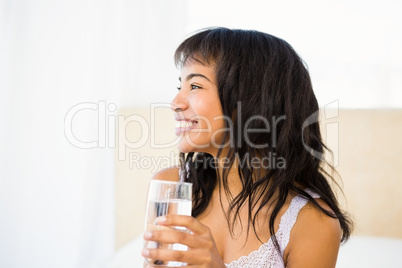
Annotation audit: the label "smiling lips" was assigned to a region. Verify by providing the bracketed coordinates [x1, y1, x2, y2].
[175, 119, 198, 135]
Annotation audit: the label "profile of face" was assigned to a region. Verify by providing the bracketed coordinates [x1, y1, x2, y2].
[171, 58, 226, 156]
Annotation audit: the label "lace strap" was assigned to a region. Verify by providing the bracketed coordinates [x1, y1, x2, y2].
[277, 189, 320, 256]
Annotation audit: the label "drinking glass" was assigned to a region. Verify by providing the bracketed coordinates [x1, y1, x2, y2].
[143, 180, 192, 267]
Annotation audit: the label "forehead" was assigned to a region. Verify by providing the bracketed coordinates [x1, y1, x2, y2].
[180, 61, 216, 84]
[181, 57, 215, 75]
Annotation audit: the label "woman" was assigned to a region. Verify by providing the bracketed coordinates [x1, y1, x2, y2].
[142, 27, 352, 267]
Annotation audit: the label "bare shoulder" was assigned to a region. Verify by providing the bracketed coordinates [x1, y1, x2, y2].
[151, 166, 181, 182]
[285, 198, 342, 268]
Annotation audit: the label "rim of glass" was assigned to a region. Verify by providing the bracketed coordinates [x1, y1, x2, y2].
[150, 180, 192, 186]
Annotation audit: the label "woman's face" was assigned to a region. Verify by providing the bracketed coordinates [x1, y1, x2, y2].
[171, 58, 226, 156]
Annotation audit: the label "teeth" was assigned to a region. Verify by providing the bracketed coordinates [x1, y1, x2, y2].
[176, 121, 196, 128]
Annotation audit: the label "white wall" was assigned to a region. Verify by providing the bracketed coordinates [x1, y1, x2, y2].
[185, 0, 402, 108]
[1, 0, 401, 267]
[0, 0, 186, 267]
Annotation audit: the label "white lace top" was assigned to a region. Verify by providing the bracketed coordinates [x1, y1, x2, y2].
[225, 190, 320, 268]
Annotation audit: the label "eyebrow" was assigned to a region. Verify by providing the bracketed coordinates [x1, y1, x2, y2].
[178, 73, 211, 82]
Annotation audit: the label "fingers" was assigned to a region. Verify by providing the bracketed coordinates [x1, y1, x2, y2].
[142, 216, 219, 266]
[155, 215, 209, 234]
[144, 227, 206, 248]
[142, 247, 210, 266]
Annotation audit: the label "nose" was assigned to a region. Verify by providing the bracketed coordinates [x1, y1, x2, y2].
[170, 91, 188, 112]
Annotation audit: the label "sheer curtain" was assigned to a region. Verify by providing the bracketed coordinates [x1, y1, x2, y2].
[0, 0, 186, 267]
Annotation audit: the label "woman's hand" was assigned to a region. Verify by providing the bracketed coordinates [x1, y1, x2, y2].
[142, 215, 226, 268]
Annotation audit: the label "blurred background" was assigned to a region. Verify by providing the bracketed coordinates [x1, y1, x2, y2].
[1, 0, 401, 267]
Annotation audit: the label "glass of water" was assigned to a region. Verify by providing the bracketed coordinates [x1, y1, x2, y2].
[143, 180, 192, 267]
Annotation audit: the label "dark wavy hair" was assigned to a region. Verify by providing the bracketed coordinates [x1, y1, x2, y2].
[174, 27, 352, 253]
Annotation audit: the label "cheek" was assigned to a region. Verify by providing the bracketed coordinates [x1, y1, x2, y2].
[198, 107, 224, 132]
[190, 95, 208, 110]
[203, 109, 226, 146]
[189, 93, 224, 134]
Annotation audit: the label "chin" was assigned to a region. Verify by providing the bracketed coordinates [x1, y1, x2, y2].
[177, 143, 208, 155]
[176, 136, 220, 156]
[177, 141, 194, 154]
[176, 136, 202, 154]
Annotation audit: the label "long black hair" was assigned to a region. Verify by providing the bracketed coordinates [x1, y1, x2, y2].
[174, 27, 352, 253]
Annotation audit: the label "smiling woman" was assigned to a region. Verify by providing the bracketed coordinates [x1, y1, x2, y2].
[141, 27, 353, 268]
[172, 59, 225, 154]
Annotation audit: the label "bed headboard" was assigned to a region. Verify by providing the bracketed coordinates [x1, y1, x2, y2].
[115, 108, 402, 249]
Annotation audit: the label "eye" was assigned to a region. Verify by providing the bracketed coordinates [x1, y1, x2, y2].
[191, 84, 201, 90]
[176, 86, 182, 91]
